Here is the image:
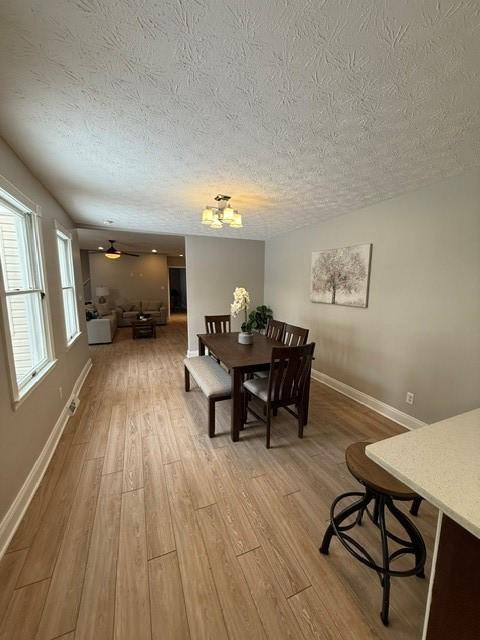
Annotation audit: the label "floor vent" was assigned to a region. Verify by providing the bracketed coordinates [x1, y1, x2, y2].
[68, 398, 80, 415]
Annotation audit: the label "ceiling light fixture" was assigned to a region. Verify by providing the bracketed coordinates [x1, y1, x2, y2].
[201, 194, 243, 229]
[179, 253, 184, 257]
[105, 247, 121, 260]
[98, 240, 139, 260]
[152, 249, 157, 253]
[98, 246, 104, 250]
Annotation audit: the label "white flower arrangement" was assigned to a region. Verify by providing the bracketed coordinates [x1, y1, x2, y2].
[230, 287, 251, 332]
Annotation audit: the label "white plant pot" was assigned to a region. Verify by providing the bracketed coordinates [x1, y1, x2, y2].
[238, 332, 254, 345]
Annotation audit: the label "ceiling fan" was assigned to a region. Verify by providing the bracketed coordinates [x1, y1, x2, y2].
[91, 240, 139, 260]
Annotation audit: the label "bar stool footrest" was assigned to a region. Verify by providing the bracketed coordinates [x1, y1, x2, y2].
[320, 489, 426, 626]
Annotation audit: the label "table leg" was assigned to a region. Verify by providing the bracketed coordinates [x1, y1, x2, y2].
[230, 367, 243, 442]
[198, 337, 205, 356]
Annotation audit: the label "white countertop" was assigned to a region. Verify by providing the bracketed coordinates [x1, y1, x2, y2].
[366, 408, 480, 539]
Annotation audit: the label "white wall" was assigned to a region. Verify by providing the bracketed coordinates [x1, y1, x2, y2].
[0, 137, 90, 524]
[185, 236, 265, 352]
[265, 169, 480, 424]
[89, 252, 169, 307]
[167, 256, 186, 267]
[80, 249, 91, 301]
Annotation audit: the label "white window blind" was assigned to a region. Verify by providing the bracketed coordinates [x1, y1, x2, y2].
[56, 228, 80, 344]
[0, 191, 54, 398]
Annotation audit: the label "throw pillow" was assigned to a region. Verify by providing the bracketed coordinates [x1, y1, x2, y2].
[116, 300, 129, 312]
[96, 302, 110, 317]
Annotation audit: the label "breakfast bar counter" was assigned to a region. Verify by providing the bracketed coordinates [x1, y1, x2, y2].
[366, 408, 480, 639]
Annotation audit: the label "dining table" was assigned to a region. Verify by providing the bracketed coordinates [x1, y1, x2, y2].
[197, 331, 311, 442]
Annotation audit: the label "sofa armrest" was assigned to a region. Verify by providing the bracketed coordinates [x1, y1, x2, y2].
[86, 318, 113, 344]
[158, 307, 167, 323]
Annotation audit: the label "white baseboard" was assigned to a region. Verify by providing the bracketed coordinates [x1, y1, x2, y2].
[186, 349, 199, 358]
[311, 368, 426, 431]
[0, 358, 92, 559]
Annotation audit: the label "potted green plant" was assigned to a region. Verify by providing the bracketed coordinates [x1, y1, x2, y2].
[246, 305, 273, 334]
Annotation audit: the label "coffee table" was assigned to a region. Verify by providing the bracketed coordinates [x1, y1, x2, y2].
[132, 318, 156, 339]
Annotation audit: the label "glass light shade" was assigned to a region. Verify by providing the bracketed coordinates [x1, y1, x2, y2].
[222, 206, 235, 223]
[230, 212, 243, 228]
[201, 207, 214, 224]
[210, 213, 223, 229]
[105, 251, 121, 259]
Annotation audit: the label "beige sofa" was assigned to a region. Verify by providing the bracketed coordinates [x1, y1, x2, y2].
[114, 300, 167, 326]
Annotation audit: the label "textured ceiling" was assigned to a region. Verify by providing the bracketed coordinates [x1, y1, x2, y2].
[77, 228, 184, 254]
[0, 1, 479, 240]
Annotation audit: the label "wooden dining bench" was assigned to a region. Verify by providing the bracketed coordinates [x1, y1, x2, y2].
[183, 356, 231, 437]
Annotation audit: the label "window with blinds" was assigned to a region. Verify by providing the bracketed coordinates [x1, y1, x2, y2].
[0, 188, 54, 399]
[56, 228, 80, 344]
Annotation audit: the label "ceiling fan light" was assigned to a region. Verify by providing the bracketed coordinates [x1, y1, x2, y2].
[202, 207, 214, 224]
[230, 212, 243, 228]
[105, 252, 121, 259]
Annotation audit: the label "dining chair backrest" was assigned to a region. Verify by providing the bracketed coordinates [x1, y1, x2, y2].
[267, 343, 315, 405]
[265, 319, 285, 341]
[205, 315, 231, 334]
[283, 323, 309, 346]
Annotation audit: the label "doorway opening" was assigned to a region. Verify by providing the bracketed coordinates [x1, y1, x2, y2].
[168, 267, 187, 316]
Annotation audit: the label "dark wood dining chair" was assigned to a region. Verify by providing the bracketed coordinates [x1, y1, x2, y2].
[205, 315, 231, 334]
[204, 315, 231, 363]
[265, 319, 285, 341]
[255, 320, 306, 381]
[283, 323, 309, 346]
[243, 342, 315, 448]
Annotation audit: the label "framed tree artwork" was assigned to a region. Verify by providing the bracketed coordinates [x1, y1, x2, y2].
[311, 243, 372, 307]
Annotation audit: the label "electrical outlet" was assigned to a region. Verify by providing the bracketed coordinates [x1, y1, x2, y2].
[67, 396, 80, 414]
[406, 392, 414, 405]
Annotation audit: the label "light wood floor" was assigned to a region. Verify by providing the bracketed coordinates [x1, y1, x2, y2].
[0, 314, 436, 640]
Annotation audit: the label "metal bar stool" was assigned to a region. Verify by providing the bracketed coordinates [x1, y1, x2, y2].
[320, 442, 426, 626]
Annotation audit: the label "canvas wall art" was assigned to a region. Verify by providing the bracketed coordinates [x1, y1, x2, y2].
[311, 243, 372, 307]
